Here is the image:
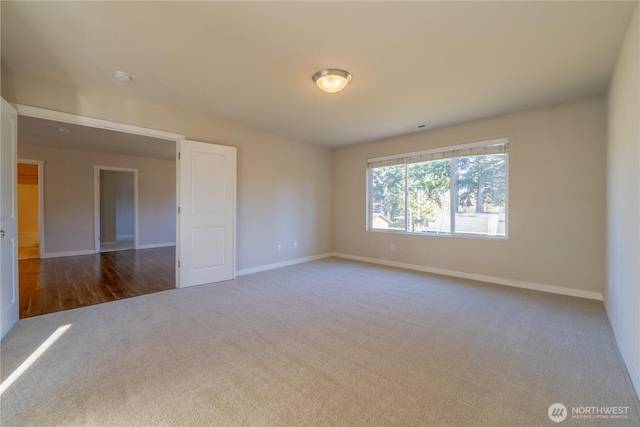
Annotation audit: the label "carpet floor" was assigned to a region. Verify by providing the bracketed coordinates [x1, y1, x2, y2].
[1, 258, 638, 426]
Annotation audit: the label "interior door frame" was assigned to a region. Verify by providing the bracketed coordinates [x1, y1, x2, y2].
[94, 166, 139, 253]
[14, 104, 185, 287]
[16, 159, 45, 259]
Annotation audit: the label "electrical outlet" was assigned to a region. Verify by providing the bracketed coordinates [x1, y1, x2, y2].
[277, 244, 282, 252]
[390, 243, 395, 251]
[293, 242, 298, 249]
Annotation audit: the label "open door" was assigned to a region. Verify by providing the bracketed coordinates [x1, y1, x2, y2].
[178, 140, 236, 288]
[1, 98, 19, 339]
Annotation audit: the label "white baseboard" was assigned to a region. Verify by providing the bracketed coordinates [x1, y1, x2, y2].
[236, 253, 333, 276]
[137, 242, 176, 250]
[43, 244, 175, 257]
[42, 249, 96, 259]
[331, 252, 604, 301]
[604, 302, 640, 400]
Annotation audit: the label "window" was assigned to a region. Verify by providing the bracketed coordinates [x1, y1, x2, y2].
[367, 138, 508, 239]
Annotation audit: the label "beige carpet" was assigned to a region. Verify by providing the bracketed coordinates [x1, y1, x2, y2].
[1, 258, 638, 426]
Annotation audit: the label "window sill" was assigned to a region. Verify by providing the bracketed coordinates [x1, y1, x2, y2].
[367, 228, 508, 241]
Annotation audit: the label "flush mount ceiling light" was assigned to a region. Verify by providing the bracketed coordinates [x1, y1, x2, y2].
[113, 71, 132, 83]
[312, 69, 352, 93]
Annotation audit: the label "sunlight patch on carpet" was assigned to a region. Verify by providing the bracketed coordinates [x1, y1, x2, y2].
[0, 324, 71, 396]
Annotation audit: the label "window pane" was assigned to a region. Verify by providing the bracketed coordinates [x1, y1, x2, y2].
[408, 159, 451, 234]
[371, 165, 406, 230]
[454, 154, 506, 236]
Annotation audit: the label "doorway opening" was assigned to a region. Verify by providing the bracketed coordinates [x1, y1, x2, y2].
[95, 167, 138, 253]
[17, 160, 44, 260]
[9, 104, 236, 320]
[14, 108, 183, 318]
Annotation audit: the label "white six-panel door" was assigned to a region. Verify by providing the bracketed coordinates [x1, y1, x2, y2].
[1, 98, 19, 340]
[178, 140, 236, 287]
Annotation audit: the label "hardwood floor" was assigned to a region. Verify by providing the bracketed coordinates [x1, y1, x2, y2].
[19, 246, 175, 318]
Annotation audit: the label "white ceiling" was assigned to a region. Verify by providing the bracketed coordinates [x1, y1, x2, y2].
[2, 1, 637, 148]
[19, 116, 176, 161]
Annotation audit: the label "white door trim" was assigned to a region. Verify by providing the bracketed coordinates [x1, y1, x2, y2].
[17, 159, 45, 259]
[15, 104, 185, 141]
[94, 166, 139, 253]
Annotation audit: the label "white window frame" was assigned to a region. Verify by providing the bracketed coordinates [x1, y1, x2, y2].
[366, 138, 509, 240]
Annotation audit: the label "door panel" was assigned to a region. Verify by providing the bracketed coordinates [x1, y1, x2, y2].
[192, 153, 226, 213]
[1, 98, 19, 340]
[179, 140, 235, 287]
[192, 227, 225, 268]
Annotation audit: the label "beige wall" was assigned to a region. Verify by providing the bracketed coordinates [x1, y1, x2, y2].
[17, 143, 176, 255]
[606, 5, 639, 396]
[114, 171, 135, 238]
[100, 170, 135, 243]
[100, 170, 117, 244]
[3, 70, 333, 269]
[333, 97, 606, 294]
